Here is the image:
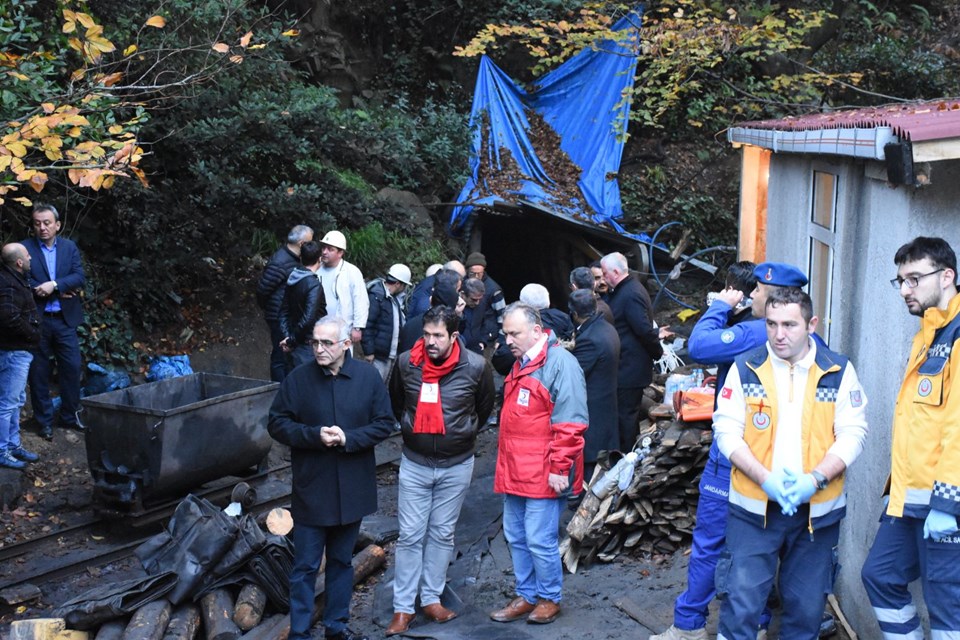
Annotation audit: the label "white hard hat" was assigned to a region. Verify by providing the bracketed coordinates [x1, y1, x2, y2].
[320, 230, 347, 251]
[387, 263, 412, 286]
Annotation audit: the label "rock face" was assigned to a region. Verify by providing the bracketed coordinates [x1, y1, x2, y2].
[376, 188, 433, 232]
[282, 1, 378, 106]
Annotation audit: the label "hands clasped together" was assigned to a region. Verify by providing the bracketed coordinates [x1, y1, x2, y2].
[761, 468, 819, 516]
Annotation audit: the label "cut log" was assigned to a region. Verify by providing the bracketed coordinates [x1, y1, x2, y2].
[233, 585, 267, 631]
[264, 509, 293, 536]
[238, 615, 287, 640]
[0, 583, 42, 606]
[95, 621, 126, 640]
[10, 619, 89, 640]
[200, 590, 240, 640]
[123, 600, 171, 640]
[162, 604, 201, 640]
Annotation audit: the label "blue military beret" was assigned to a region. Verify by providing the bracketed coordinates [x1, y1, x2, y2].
[753, 262, 808, 287]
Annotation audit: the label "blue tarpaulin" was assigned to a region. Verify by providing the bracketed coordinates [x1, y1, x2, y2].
[449, 11, 648, 240]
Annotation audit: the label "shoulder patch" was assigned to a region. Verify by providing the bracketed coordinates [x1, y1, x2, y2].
[720, 330, 735, 344]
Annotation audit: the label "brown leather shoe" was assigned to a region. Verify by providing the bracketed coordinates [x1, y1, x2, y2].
[527, 599, 561, 624]
[384, 612, 415, 636]
[421, 603, 457, 623]
[489, 596, 536, 622]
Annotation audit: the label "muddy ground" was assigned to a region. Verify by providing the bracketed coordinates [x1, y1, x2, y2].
[0, 298, 849, 639]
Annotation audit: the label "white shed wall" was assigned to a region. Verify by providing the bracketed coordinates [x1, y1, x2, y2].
[747, 152, 960, 635]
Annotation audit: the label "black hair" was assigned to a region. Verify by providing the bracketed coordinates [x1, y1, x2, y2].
[423, 305, 460, 335]
[434, 268, 463, 291]
[568, 288, 597, 319]
[765, 287, 813, 323]
[725, 261, 758, 297]
[300, 241, 321, 266]
[570, 266, 594, 291]
[894, 237, 957, 276]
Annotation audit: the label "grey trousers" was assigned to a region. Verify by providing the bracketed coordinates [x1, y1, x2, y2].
[393, 454, 474, 612]
[373, 356, 395, 384]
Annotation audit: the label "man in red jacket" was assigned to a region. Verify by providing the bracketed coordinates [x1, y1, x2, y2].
[489, 303, 588, 625]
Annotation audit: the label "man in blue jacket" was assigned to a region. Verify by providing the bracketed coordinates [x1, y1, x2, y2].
[653, 261, 815, 640]
[268, 316, 394, 640]
[23, 204, 85, 439]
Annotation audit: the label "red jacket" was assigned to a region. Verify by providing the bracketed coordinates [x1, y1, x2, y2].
[495, 335, 589, 498]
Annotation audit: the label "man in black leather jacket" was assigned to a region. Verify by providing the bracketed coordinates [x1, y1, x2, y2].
[279, 241, 326, 372]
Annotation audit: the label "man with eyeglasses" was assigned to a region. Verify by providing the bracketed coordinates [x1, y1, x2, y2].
[268, 316, 394, 640]
[862, 236, 960, 639]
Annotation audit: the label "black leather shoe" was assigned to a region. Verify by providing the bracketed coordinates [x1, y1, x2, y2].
[40, 425, 53, 441]
[325, 630, 368, 640]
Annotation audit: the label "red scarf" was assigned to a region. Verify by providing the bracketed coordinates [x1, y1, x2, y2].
[409, 338, 460, 434]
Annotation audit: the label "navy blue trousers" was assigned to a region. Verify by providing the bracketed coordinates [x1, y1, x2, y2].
[717, 505, 839, 640]
[862, 513, 960, 638]
[266, 319, 287, 383]
[289, 520, 361, 640]
[29, 313, 81, 428]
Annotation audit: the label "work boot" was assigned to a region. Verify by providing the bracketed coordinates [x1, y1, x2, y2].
[489, 597, 536, 622]
[384, 612, 415, 636]
[0, 451, 26, 470]
[650, 625, 709, 640]
[9, 446, 39, 462]
[421, 603, 457, 623]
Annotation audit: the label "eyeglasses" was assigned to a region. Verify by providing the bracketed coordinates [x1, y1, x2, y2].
[307, 338, 346, 349]
[890, 269, 944, 290]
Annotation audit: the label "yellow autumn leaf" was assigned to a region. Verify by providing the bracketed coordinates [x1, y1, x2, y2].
[76, 12, 96, 29]
[123, 44, 138, 56]
[67, 37, 83, 53]
[212, 42, 230, 53]
[63, 9, 76, 22]
[229, 55, 244, 64]
[0, 156, 11, 172]
[85, 24, 104, 39]
[62, 20, 76, 34]
[41, 102, 55, 114]
[101, 174, 115, 189]
[239, 31, 253, 48]
[91, 535, 105, 541]
[281, 29, 300, 37]
[108, 125, 123, 134]
[99, 71, 123, 86]
[145, 15, 166, 28]
[248, 43, 266, 50]
[68, 168, 82, 184]
[5, 142, 28, 157]
[28, 172, 48, 193]
[67, 127, 83, 137]
[70, 68, 86, 82]
[89, 37, 116, 54]
[130, 166, 149, 188]
[13, 197, 33, 207]
[8, 71, 29, 81]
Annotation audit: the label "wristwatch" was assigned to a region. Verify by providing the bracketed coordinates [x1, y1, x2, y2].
[811, 470, 829, 491]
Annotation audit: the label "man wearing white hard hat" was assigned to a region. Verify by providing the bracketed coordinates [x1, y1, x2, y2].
[317, 230, 369, 347]
[363, 263, 411, 382]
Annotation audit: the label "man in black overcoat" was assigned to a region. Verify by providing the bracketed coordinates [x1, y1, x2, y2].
[569, 289, 620, 483]
[268, 316, 394, 640]
[601, 252, 669, 451]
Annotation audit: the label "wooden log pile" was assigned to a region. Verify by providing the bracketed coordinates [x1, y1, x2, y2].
[561, 411, 714, 572]
[12, 543, 386, 640]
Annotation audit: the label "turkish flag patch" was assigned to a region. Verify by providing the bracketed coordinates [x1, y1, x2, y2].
[721, 387, 732, 399]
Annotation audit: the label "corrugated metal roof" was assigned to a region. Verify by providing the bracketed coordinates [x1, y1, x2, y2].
[733, 98, 960, 142]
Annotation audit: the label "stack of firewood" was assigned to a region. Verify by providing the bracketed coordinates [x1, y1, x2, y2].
[561, 411, 714, 573]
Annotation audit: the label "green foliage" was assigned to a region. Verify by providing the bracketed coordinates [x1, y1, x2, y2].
[620, 163, 736, 250]
[346, 222, 447, 283]
[76, 272, 139, 366]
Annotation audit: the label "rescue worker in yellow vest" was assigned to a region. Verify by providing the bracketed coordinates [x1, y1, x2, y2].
[862, 236, 960, 639]
[713, 287, 868, 640]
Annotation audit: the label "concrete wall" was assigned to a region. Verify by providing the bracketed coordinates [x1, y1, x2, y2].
[754, 153, 960, 634]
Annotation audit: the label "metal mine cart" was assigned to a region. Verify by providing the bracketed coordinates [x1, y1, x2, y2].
[80, 373, 279, 516]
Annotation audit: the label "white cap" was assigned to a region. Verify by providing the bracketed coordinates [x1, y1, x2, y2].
[320, 230, 347, 250]
[386, 263, 412, 286]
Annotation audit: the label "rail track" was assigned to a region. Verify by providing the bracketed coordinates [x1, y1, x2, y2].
[0, 435, 402, 596]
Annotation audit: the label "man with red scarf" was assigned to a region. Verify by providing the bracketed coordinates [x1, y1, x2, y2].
[386, 305, 495, 636]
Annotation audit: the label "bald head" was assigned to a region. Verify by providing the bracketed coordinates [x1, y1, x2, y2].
[443, 260, 466, 278]
[1, 243, 30, 273]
